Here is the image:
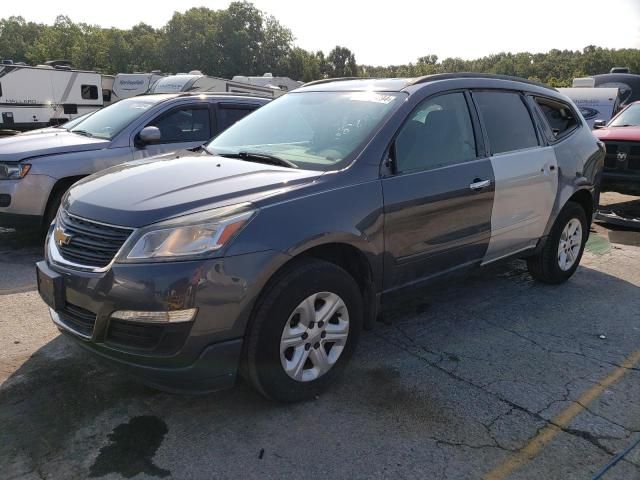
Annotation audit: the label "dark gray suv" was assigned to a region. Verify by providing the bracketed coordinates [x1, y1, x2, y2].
[37, 74, 604, 402]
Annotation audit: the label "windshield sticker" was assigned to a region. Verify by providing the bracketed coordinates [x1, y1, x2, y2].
[348, 92, 395, 104]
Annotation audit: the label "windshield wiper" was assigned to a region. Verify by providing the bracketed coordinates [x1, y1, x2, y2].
[219, 151, 298, 169]
[612, 124, 638, 127]
[71, 130, 94, 137]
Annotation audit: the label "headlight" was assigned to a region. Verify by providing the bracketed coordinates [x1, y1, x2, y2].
[0, 163, 31, 180]
[123, 205, 255, 261]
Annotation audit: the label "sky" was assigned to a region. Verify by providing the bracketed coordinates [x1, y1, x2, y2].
[4, 0, 640, 66]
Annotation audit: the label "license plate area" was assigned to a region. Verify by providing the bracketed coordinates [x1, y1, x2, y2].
[36, 261, 65, 311]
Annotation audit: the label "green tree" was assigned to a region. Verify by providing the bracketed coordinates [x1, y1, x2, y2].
[327, 46, 357, 77]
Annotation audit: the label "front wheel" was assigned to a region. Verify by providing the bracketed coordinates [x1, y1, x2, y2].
[243, 259, 363, 402]
[527, 201, 588, 284]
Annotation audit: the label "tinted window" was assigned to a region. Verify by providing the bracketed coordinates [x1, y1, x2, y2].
[394, 92, 477, 172]
[535, 97, 578, 138]
[81, 84, 98, 100]
[217, 105, 257, 131]
[474, 91, 539, 154]
[150, 107, 211, 143]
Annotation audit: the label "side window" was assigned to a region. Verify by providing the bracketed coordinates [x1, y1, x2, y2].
[81, 85, 99, 100]
[394, 92, 477, 173]
[217, 105, 257, 132]
[534, 97, 579, 139]
[149, 107, 211, 143]
[474, 91, 539, 154]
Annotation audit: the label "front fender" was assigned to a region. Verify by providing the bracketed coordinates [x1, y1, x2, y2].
[226, 179, 385, 289]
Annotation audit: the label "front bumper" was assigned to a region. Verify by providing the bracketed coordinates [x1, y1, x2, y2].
[601, 170, 640, 195]
[37, 246, 289, 393]
[0, 174, 56, 228]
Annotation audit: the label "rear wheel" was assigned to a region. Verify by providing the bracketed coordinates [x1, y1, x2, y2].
[527, 201, 587, 284]
[244, 259, 363, 402]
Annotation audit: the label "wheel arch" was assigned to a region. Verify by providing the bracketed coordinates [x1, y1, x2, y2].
[42, 175, 86, 226]
[244, 240, 379, 345]
[566, 188, 594, 225]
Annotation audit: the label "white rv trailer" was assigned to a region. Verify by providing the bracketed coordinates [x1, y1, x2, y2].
[0, 62, 103, 131]
[559, 87, 621, 128]
[149, 71, 284, 98]
[232, 73, 303, 92]
[102, 72, 165, 105]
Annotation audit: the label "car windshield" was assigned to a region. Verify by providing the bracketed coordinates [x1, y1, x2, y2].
[205, 91, 405, 171]
[69, 97, 159, 139]
[609, 103, 640, 127]
[59, 112, 94, 130]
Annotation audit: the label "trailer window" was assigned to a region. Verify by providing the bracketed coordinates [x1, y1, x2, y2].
[81, 85, 99, 100]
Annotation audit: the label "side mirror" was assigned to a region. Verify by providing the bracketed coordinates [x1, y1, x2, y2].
[137, 126, 161, 145]
[593, 119, 607, 129]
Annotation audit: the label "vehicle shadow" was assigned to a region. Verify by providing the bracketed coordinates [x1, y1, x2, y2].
[1, 259, 639, 478]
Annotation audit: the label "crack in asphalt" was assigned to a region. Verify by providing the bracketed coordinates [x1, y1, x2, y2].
[372, 323, 639, 464]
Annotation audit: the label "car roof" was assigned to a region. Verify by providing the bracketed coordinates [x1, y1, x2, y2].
[298, 73, 556, 94]
[136, 92, 271, 104]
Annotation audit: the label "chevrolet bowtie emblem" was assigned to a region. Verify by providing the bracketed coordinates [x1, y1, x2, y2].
[54, 225, 73, 246]
[617, 152, 628, 161]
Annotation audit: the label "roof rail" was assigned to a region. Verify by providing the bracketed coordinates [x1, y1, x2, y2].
[175, 91, 273, 99]
[302, 77, 370, 87]
[409, 73, 555, 91]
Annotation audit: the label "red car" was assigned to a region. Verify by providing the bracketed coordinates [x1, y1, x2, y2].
[593, 101, 640, 195]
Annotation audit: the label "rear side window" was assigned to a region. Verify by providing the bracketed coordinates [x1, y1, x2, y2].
[81, 84, 99, 100]
[535, 97, 578, 139]
[394, 92, 477, 173]
[217, 104, 257, 132]
[474, 91, 539, 154]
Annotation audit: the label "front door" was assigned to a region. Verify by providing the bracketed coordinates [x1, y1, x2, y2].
[382, 91, 495, 290]
[133, 105, 213, 160]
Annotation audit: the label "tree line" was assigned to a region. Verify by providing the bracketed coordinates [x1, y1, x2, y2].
[1, 2, 639, 86]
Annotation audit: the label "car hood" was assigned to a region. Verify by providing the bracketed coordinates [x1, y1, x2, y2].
[593, 126, 640, 142]
[0, 131, 110, 162]
[65, 151, 323, 227]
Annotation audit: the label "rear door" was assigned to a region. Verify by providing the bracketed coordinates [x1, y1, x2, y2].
[381, 91, 495, 290]
[133, 104, 213, 159]
[472, 90, 558, 263]
[214, 102, 262, 134]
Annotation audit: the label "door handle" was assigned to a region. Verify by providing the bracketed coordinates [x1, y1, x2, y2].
[469, 179, 491, 191]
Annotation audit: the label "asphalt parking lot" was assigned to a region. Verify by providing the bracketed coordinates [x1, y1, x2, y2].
[2, 193, 640, 480]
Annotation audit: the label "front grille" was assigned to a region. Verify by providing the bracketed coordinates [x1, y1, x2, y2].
[602, 141, 640, 172]
[56, 210, 133, 268]
[57, 303, 97, 337]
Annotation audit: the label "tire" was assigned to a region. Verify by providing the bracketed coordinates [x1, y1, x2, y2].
[42, 189, 65, 237]
[527, 201, 588, 284]
[244, 259, 363, 402]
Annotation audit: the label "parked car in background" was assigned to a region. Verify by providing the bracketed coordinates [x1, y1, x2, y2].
[593, 100, 640, 195]
[0, 93, 270, 231]
[37, 74, 603, 402]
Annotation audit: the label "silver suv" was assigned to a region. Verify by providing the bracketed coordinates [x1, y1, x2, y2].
[0, 93, 269, 231]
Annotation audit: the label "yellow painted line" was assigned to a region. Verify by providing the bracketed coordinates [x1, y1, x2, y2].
[483, 350, 640, 480]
